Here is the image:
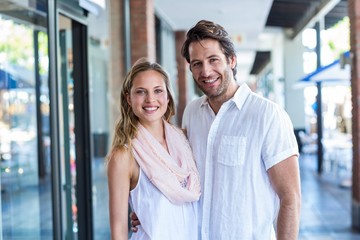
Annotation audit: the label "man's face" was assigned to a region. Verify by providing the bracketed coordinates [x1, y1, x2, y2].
[188, 38, 236, 100]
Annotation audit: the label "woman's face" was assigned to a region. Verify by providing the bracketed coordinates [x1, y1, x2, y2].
[127, 70, 169, 127]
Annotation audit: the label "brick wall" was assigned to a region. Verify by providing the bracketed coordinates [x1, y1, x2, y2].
[130, 0, 156, 63]
[349, 0, 360, 230]
[175, 31, 188, 125]
[108, 0, 125, 145]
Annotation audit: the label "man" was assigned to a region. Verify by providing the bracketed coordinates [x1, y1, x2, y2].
[132, 20, 301, 240]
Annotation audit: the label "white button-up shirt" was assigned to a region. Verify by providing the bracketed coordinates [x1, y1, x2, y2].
[182, 83, 299, 240]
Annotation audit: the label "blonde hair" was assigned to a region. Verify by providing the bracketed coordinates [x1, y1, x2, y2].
[106, 58, 175, 163]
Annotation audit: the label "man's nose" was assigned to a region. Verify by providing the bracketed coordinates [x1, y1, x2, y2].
[200, 62, 211, 77]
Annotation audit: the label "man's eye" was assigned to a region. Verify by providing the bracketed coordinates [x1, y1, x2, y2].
[192, 62, 200, 68]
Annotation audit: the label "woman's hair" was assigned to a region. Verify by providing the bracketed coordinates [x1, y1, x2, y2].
[108, 58, 175, 158]
[181, 19, 237, 78]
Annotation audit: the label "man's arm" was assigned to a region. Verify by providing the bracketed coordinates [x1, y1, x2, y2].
[268, 155, 301, 240]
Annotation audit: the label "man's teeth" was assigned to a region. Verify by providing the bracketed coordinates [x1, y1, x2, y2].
[204, 79, 216, 83]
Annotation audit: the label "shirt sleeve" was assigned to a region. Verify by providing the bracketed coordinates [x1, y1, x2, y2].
[182, 104, 190, 129]
[261, 104, 299, 170]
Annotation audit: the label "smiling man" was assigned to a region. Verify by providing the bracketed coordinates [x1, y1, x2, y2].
[181, 20, 301, 240]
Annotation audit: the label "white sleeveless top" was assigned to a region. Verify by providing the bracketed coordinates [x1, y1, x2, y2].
[129, 169, 198, 240]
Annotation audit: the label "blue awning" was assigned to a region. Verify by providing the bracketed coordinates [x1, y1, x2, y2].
[293, 51, 350, 89]
[0, 68, 33, 89]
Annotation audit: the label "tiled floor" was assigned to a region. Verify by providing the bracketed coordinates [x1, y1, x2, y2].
[2, 152, 360, 239]
[299, 153, 360, 239]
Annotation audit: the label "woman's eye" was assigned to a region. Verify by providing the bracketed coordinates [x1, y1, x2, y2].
[155, 89, 163, 94]
[136, 90, 146, 95]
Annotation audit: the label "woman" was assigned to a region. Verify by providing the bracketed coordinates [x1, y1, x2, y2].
[106, 58, 201, 240]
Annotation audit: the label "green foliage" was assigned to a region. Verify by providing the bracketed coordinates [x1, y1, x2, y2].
[0, 18, 48, 74]
[0, 19, 33, 69]
[325, 17, 350, 58]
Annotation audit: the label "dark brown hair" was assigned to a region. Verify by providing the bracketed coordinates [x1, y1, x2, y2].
[181, 20, 237, 78]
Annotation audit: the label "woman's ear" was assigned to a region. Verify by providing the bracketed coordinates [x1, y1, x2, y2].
[126, 92, 131, 105]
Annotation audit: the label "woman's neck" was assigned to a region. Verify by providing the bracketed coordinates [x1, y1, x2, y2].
[140, 120, 168, 151]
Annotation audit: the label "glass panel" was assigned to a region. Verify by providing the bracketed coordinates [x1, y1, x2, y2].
[58, 14, 78, 239]
[0, 0, 52, 239]
[87, 6, 111, 239]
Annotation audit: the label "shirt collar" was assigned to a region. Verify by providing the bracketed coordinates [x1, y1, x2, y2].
[232, 82, 252, 110]
[200, 95, 209, 107]
[199, 82, 252, 110]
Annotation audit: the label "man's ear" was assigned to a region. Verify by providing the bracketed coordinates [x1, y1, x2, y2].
[230, 55, 237, 69]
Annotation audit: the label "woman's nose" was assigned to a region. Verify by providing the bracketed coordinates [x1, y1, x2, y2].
[145, 92, 155, 102]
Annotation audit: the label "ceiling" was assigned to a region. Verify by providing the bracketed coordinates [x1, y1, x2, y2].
[0, 0, 348, 81]
[154, 0, 348, 80]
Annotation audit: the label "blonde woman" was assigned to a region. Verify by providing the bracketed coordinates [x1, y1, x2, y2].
[106, 58, 200, 240]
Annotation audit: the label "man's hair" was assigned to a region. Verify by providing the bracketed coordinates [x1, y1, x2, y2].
[181, 20, 237, 78]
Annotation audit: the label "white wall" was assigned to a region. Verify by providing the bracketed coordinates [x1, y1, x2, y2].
[284, 35, 306, 129]
[271, 32, 285, 107]
[255, 27, 306, 129]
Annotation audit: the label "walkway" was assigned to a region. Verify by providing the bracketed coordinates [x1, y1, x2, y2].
[299, 153, 360, 239]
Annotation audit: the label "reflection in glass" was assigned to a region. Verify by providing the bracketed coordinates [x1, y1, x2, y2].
[59, 14, 78, 239]
[0, 1, 52, 238]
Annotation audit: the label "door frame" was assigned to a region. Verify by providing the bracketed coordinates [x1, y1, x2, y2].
[47, 1, 93, 239]
[71, 14, 94, 240]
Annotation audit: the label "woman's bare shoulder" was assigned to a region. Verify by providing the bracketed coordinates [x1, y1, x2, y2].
[110, 146, 131, 159]
[107, 147, 133, 174]
[108, 146, 139, 189]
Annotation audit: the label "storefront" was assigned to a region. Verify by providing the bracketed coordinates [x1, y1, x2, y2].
[0, 0, 110, 239]
[294, 52, 352, 176]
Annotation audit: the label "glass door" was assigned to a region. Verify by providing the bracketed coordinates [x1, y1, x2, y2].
[0, 1, 52, 239]
[58, 14, 77, 239]
[57, 12, 93, 240]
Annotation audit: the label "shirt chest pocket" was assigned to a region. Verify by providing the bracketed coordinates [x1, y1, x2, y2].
[217, 136, 246, 166]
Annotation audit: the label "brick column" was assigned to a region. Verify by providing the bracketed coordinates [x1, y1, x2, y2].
[349, 0, 360, 230]
[175, 31, 188, 126]
[130, 0, 156, 63]
[108, 0, 125, 144]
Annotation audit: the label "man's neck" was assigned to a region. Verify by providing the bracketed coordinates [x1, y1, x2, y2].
[208, 82, 240, 114]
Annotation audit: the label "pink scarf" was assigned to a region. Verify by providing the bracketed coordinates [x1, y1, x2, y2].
[131, 120, 201, 204]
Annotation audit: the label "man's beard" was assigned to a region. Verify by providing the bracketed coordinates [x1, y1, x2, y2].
[195, 68, 232, 100]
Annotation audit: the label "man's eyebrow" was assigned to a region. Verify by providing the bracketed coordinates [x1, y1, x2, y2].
[190, 59, 200, 64]
[190, 54, 221, 64]
[207, 54, 220, 59]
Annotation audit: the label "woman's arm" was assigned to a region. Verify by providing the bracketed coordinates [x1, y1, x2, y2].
[107, 148, 133, 240]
